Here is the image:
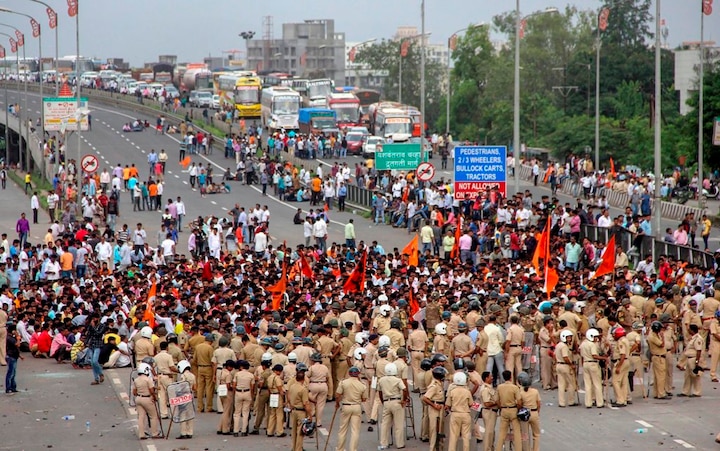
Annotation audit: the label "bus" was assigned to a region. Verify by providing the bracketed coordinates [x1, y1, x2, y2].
[369, 104, 412, 139]
[260, 72, 293, 88]
[306, 78, 333, 107]
[354, 88, 382, 123]
[291, 78, 308, 99]
[235, 75, 262, 118]
[327, 92, 360, 128]
[260, 86, 301, 131]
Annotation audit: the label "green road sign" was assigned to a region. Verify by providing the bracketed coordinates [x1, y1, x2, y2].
[375, 143, 424, 171]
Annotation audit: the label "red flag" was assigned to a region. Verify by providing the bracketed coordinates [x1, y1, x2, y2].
[609, 157, 617, 178]
[343, 251, 367, 293]
[47, 7, 58, 29]
[599, 7, 610, 31]
[9, 38, 16, 54]
[400, 40, 410, 57]
[67, 0, 78, 17]
[402, 235, 419, 267]
[519, 19, 527, 39]
[201, 260, 212, 281]
[408, 286, 420, 317]
[15, 32, 23, 48]
[31, 19, 40, 38]
[449, 34, 458, 51]
[268, 259, 288, 310]
[348, 46, 357, 63]
[142, 281, 157, 328]
[299, 253, 314, 280]
[703, 0, 713, 15]
[0, 46, 5, 59]
[532, 216, 550, 274]
[592, 234, 616, 279]
[450, 215, 462, 260]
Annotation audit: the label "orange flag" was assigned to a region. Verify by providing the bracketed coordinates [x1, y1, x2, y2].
[450, 215, 462, 260]
[545, 265, 559, 298]
[343, 251, 367, 293]
[299, 253, 314, 280]
[180, 156, 191, 168]
[609, 157, 616, 178]
[142, 281, 157, 328]
[532, 216, 551, 274]
[402, 235, 419, 267]
[408, 286, 420, 318]
[268, 259, 288, 310]
[592, 234, 616, 279]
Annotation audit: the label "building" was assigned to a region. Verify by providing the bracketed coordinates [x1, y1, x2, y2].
[246, 19, 345, 87]
[675, 42, 720, 115]
[344, 41, 388, 89]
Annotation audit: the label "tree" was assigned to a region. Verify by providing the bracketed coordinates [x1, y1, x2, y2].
[681, 61, 720, 170]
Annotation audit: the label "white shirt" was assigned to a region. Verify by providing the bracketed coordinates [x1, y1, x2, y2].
[95, 241, 113, 260]
[176, 201, 186, 216]
[30, 195, 39, 210]
[597, 215, 612, 228]
[304, 221, 313, 238]
[115, 342, 131, 367]
[313, 219, 328, 238]
[254, 231, 268, 253]
[160, 238, 175, 256]
[484, 323, 505, 356]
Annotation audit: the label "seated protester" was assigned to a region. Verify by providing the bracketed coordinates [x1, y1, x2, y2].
[122, 123, 131, 132]
[293, 208, 303, 225]
[50, 326, 73, 363]
[34, 323, 53, 358]
[98, 335, 119, 367]
[223, 168, 233, 181]
[71, 338, 91, 369]
[103, 334, 132, 368]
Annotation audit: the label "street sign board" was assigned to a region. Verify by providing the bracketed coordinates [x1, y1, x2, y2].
[80, 154, 99, 173]
[375, 143, 423, 171]
[714, 117, 720, 146]
[453, 145, 507, 199]
[43, 97, 89, 132]
[416, 162, 435, 181]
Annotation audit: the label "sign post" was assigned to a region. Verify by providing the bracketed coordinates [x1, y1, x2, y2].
[43, 97, 89, 131]
[453, 145, 507, 199]
[375, 143, 424, 171]
[713, 117, 720, 146]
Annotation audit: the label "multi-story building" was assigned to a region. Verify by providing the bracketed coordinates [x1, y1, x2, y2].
[246, 19, 345, 87]
[675, 41, 720, 115]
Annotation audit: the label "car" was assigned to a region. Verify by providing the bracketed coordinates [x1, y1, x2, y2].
[348, 126, 369, 136]
[409, 136, 433, 159]
[163, 85, 180, 99]
[362, 136, 385, 158]
[148, 83, 164, 96]
[126, 81, 140, 95]
[190, 90, 213, 108]
[212, 94, 221, 109]
[345, 132, 365, 155]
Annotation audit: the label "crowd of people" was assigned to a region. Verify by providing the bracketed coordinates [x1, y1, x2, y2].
[2, 154, 720, 451]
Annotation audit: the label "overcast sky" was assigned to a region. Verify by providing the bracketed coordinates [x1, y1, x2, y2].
[0, 0, 715, 66]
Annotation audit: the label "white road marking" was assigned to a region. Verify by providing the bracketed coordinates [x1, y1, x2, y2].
[635, 420, 653, 428]
[174, 175, 179, 178]
[221, 207, 228, 211]
[318, 427, 328, 436]
[146, 445, 158, 451]
[182, 181, 188, 185]
[673, 439, 695, 449]
[128, 407, 137, 415]
[211, 201, 217, 205]
[112, 378, 121, 385]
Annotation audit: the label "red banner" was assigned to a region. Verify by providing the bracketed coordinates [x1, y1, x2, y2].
[703, 0, 713, 15]
[47, 7, 57, 29]
[449, 34, 458, 51]
[599, 8, 610, 31]
[31, 18, 40, 38]
[0, 46, 5, 59]
[9, 38, 16, 54]
[67, 0, 78, 17]
[519, 19, 527, 39]
[400, 40, 410, 57]
[16, 33, 23, 48]
[348, 46, 356, 63]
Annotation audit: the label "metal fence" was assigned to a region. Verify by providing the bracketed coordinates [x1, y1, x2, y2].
[580, 224, 715, 269]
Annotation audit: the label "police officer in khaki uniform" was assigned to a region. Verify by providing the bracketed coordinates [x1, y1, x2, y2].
[370, 345, 391, 425]
[154, 341, 177, 419]
[267, 364, 287, 437]
[385, 318, 405, 351]
[192, 333, 216, 412]
[217, 360, 235, 434]
[479, 371, 499, 451]
[231, 360, 255, 436]
[176, 359, 196, 439]
[133, 363, 161, 439]
[135, 326, 155, 367]
[407, 320, 428, 385]
[538, 316, 557, 390]
[335, 366, 368, 451]
[495, 370, 522, 451]
[555, 330, 577, 407]
[579, 329, 607, 408]
[473, 319, 489, 379]
[308, 352, 330, 426]
[251, 354, 273, 434]
[648, 321, 669, 399]
[287, 363, 312, 451]
[610, 327, 630, 407]
[451, 322, 473, 361]
[626, 322, 645, 400]
[446, 372, 473, 451]
[679, 324, 704, 397]
[505, 315, 525, 383]
[378, 362, 408, 449]
[213, 337, 236, 414]
[518, 371, 541, 451]
[417, 358, 431, 442]
[316, 327, 338, 400]
[166, 333, 184, 363]
[709, 311, 720, 382]
[422, 366, 446, 450]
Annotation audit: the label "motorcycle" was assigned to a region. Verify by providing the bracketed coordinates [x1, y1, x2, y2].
[702, 183, 720, 200]
[671, 185, 693, 204]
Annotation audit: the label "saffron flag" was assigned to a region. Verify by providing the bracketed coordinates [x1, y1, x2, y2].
[532, 216, 550, 274]
[268, 259, 288, 310]
[592, 234, 616, 279]
[450, 215, 462, 260]
[343, 251, 367, 293]
[408, 286, 420, 317]
[180, 156, 191, 168]
[609, 157, 617, 178]
[142, 281, 157, 328]
[299, 253, 314, 280]
[402, 235, 419, 267]
[545, 265, 559, 298]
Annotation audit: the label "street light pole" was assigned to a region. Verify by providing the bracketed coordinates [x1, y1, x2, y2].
[594, 15, 601, 173]
[28, 0, 57, 96]
[420, 0, 426, 162]
[653, 0, 662, 237]
[446, 24, 483, 136]
[513, 0, 521, 195]
[698, 6, 705, 193]
[75, 1, 81, 205]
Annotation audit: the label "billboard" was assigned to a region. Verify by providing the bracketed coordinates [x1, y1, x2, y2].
[453, 145, 507, 199]
[375, 143, 423, 171]
[43, 97, 89, 132]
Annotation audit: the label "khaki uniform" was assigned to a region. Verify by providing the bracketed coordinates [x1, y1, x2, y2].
[288, 380, 310, 451]
[370, 357, 390, 421]
[447, 384, 473, 451]
[555, 342, 576, 406]
[538, 327, 556, 389]
[232, 369, 255, 434]
[134, 337, 154, 366]
[709, 318, 720, 380]
[317, 335, 337, 398]
[193, 342, 215, 411]
[385, 328, 405, 351]
[253, 367, 272, 431]
[134, 374, 160, 438]
[611, 336, 630, 405]
[416, 369, 429, 441]
[293, 344, 313, 367]
[426, 301, 442, 332]
[154, 350, 176, 418]
[432, 334, 453, 374]
[266, 372, 285, 436]
[377, 374, 406, 449]
[451, 332, 473, 360]
[308, 362, 330, 424]
[167, 343, 184, 364]
[480, 383, 499, 451]
[495, 380, 522, 451]
[474, 329, 489, 380]
[363, 343, 378, 419]
[448, 313, 462, 337]
[648, 331, 667, 398]
[505, 324, 525, 381]
[178, 371, 196, 437]
[339, 310, 362, 331]
[373, 315, 391, 335]
[682, 332, 704, 396]
[520, 387, 541, 451]
[335, 376, 368, 451]
[663, 326, 676, 394]
[626, 330, 645, 399]
[212, 347, 236, 414]
[0, 309, 7, 365]
[579, 339, 603, 407]
[337, 337, 353, 381]
[217, 368, 235, 433]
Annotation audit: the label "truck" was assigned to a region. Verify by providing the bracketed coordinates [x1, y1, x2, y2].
[298, 108, 337, 135]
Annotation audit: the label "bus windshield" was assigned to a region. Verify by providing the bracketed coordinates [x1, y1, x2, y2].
[273, 96, 300, 115]
[312, 117, 336, 130]
[308, 82, 332, 99]
[235, 86, 259, 104]
[384, 121, 412, 136]
[332, 105, 359, 123]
